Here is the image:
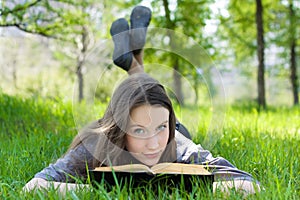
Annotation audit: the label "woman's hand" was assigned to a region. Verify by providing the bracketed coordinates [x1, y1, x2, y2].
[213, 180, 261, 196]
[23, 178, 90, 194]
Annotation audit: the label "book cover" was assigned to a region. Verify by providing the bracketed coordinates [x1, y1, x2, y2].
[89, 163, 214, 191]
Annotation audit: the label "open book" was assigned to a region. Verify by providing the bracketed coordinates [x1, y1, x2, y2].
[89, 163, 214, 191]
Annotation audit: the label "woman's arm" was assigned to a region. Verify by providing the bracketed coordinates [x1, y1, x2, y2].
[34, 141, 96, 182]
[213, 179, 261, 197]
[175, 131, 262, 195]
[23, 178, 90, 193]
[23, 141, 95, 194]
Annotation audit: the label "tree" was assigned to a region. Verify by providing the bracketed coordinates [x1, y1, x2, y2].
[219, 0, 300, 107]
[149, 0, 214, 106]
[0, 0, 93, 101]
[76, 25, 89, 102]
[219, 0, 268, 108]
[255, 0, 266, 108]
[0, 0, 88, 40]
[266, 0, 299, 106]
[162, 0, 184, 105]
[288, 0, 299, 105]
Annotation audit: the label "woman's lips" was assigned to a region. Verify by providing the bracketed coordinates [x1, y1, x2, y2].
[144, 152, 160, 159]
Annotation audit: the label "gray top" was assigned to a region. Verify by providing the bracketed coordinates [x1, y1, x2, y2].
[35, 130, 255, 183]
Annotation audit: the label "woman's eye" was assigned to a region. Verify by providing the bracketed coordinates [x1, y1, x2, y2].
[133, 128, 145, 135]
[157, 124, 167, 132]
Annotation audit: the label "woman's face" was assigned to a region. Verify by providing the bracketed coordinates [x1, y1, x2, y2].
[125, 104, 170, 166]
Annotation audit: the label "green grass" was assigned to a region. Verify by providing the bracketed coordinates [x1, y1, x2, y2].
[0, 92, 299, 199]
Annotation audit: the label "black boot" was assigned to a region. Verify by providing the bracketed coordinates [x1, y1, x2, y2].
[130, 6, 152, 55]
[110, 18, 133, 71]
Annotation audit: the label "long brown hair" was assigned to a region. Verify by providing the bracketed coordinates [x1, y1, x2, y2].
[68, 73, 177, 167]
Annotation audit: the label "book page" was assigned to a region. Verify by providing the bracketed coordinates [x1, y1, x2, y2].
[151, 163, 211, 175]
[94, 164, 154, 173]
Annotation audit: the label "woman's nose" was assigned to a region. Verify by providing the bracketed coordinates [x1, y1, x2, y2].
[146, 134, 159, 150]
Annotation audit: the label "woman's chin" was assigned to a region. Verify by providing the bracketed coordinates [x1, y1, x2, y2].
[130, 152, 162, 166]
[141, 157, 160, 166]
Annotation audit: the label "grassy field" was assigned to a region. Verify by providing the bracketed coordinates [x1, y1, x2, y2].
[0, 92, 299, 199]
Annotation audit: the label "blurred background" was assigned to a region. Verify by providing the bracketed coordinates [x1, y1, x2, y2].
[0, 0, 299, 108]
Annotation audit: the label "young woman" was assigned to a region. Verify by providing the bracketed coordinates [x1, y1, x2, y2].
[24, 6, 260, 195]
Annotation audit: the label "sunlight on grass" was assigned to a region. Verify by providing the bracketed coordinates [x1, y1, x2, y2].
[0, 93, 299, 199]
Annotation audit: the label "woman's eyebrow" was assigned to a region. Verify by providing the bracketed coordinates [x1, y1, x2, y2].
[128, 120, 168, 128]
[128, 124, 146, 128]
[157, 120, 169, 126]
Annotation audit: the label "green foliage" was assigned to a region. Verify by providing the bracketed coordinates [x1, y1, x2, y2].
[266, 0, 300, 78]
[150, 0, 213, 42]
[218, 0, 257, 63]
[218, 0, 299, 75]
[0, 0, 90, 40]
[145, 0, 216, 105]
[1, 92, 299, 199]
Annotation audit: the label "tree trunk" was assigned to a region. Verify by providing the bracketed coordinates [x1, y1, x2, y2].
[289, 1, 299, 105]
[173, 59, 184, 105]
[290, 40, 298, 105]
[162, 0, 184, 105]
[194, 82, 199, 105]
[76, 25, 89, 102]
[12, 59, 18, 89]
[77, 63, 84, 102]
[255, 0, 266, 109]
